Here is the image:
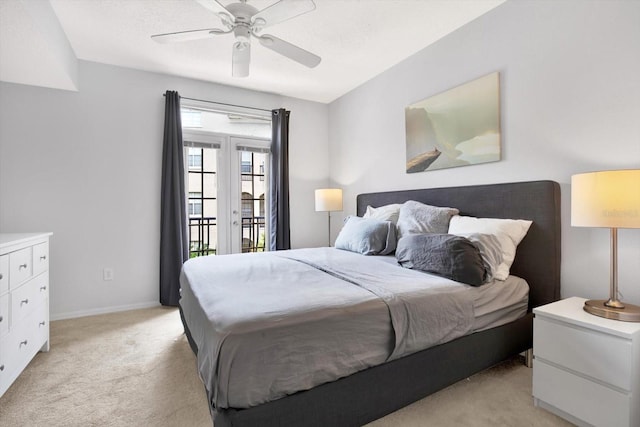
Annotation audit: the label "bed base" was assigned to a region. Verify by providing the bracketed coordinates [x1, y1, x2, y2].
[181, 306, 533, 427]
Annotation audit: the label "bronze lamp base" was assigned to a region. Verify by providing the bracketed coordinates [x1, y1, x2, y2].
[584, 299, 640, 322]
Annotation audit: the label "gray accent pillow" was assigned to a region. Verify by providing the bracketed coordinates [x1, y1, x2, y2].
[335, 216, 397, 255]
[395, 233, 486, 286]
[397, 201, 459, 238]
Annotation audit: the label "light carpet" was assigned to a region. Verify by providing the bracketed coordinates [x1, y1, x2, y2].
[0, 307, 572, 427]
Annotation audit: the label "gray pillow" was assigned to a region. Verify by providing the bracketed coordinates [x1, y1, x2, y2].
[395, 233, 486, 286]
[397, 201, 459, 238]
[335, 216, 397, 255]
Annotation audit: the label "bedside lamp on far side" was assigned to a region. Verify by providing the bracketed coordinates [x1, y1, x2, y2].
[571, 169, 640, 322]
[315, 188, 343, 247]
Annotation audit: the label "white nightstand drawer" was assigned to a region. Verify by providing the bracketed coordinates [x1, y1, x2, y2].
[534, 316, 632, 390]
[9, 247, 32, 289]
[534, 360, 630, 427]
[0, 254, 8, 294]
[0, 293, 8, 337]
[32, 242, 49, 277]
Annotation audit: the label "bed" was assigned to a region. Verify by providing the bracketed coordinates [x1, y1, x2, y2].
[179, 180, 561, 427]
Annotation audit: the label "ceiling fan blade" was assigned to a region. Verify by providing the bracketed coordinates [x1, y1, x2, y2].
[194, 0, 234, 26]
[194, 0, 231, 15]
[258, 34, 321, 68]
[232, 42, 251, 78]
[151, 28, 227, 44]
[252, 0, 316, 29]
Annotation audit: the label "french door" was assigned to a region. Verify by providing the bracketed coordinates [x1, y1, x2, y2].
[183, 130, 270, 257]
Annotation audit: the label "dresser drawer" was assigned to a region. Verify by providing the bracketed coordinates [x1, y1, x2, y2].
[0, 254, 8, 294]
[9, 247, 32, 289]
[1, 301, 48, 383]
[533, 360, 630, 427]
[0, 334, 8, 391]
[534, 316, 632, 391]
[11, 274, 48, 324]
[32, 242, 49, 276]
[0, 293, 8, 337]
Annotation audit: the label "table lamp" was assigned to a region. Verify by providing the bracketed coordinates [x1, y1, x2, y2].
[571, 169, 640, 322]
[315, 188, 343, 246]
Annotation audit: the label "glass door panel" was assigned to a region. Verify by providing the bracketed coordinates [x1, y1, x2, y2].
[231, 138, 270, 254]
[184, 140, 225, 257]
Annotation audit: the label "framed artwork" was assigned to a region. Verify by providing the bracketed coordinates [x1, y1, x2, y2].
[405, 72, 500, 173]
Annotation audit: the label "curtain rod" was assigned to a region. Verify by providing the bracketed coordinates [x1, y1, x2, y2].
[162, 93, 272, 113]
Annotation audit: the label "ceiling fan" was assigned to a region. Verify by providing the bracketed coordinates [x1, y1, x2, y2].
[151, 0, 321, 78]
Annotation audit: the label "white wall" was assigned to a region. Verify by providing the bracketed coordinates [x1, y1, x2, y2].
[0, 60, 329, 319]
[328, 0, 640, 304]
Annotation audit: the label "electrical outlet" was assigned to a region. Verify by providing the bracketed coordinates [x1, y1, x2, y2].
[103, 268, 114, 281]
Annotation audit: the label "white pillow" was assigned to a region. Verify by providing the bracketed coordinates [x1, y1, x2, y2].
[448, 216, 532, 281]
[461, 233, 504, 282]
[363, 203, 402, 224]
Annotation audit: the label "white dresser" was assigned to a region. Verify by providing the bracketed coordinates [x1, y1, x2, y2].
[0, 233, 52, 397]
[533, 297, 640, 427]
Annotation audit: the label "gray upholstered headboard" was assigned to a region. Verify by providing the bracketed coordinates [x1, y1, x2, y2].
[356, 180, 561, 310]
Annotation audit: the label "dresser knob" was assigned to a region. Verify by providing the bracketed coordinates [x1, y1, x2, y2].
[0, 273, 3, 280]
[19, 263, 28, 270]
[39, 321, 46, 327]
[0, 365, 4, 371]
[19, 340, 28, 347]
[21, 299, 29, 306]
[0, 315, 3, 322]
[40, 286, 47, 291]
[40, 255, 47, 260]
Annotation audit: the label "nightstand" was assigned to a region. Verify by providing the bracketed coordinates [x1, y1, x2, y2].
[533, 297, 640, 427]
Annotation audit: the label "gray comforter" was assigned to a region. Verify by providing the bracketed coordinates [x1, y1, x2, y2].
[179, 247, 476, 411]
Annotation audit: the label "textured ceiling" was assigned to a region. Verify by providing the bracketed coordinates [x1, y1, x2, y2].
[0, 0, 505, 103]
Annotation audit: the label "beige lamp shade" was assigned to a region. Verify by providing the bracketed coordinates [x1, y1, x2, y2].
[315, 188, 343, 212]
[571, 169, 640, 229]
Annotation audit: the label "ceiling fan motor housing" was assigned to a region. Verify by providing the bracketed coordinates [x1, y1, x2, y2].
[225, 2, 258, 25]
[226, 2, 258, 47]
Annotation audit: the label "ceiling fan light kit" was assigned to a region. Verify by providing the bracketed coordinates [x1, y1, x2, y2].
[151, 0, 321, 78]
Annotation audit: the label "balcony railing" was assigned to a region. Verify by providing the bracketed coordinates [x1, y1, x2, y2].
[189, 217, 217, 258]
[242, 216, 266, 253]
[188, 216, 266, 257]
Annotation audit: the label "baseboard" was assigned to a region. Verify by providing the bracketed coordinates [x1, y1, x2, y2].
[51, 301, 162, 321]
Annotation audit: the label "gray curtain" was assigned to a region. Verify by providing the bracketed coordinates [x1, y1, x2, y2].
[269, 108, 291, 251]
[160, 90, 188, 306]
